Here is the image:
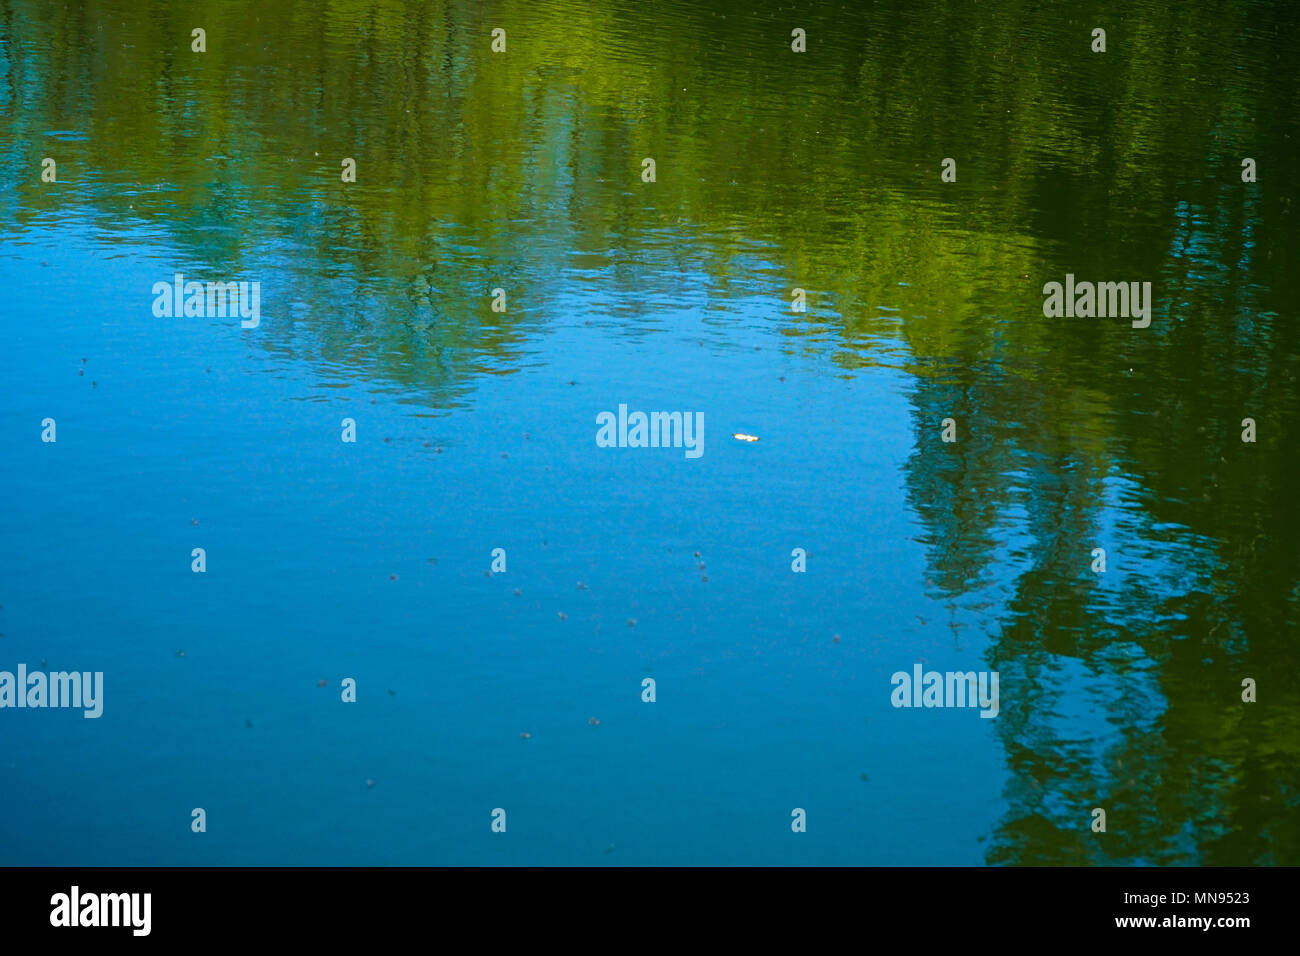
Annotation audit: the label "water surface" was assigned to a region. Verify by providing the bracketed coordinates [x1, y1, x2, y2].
[1, 0, 1297, 865]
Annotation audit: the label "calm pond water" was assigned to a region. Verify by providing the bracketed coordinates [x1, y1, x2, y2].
[1, 0, 1297, 865]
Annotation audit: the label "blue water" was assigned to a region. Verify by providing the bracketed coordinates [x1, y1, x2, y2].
[4, 0, 1296, 867]
[1, 222, 1008, 865]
